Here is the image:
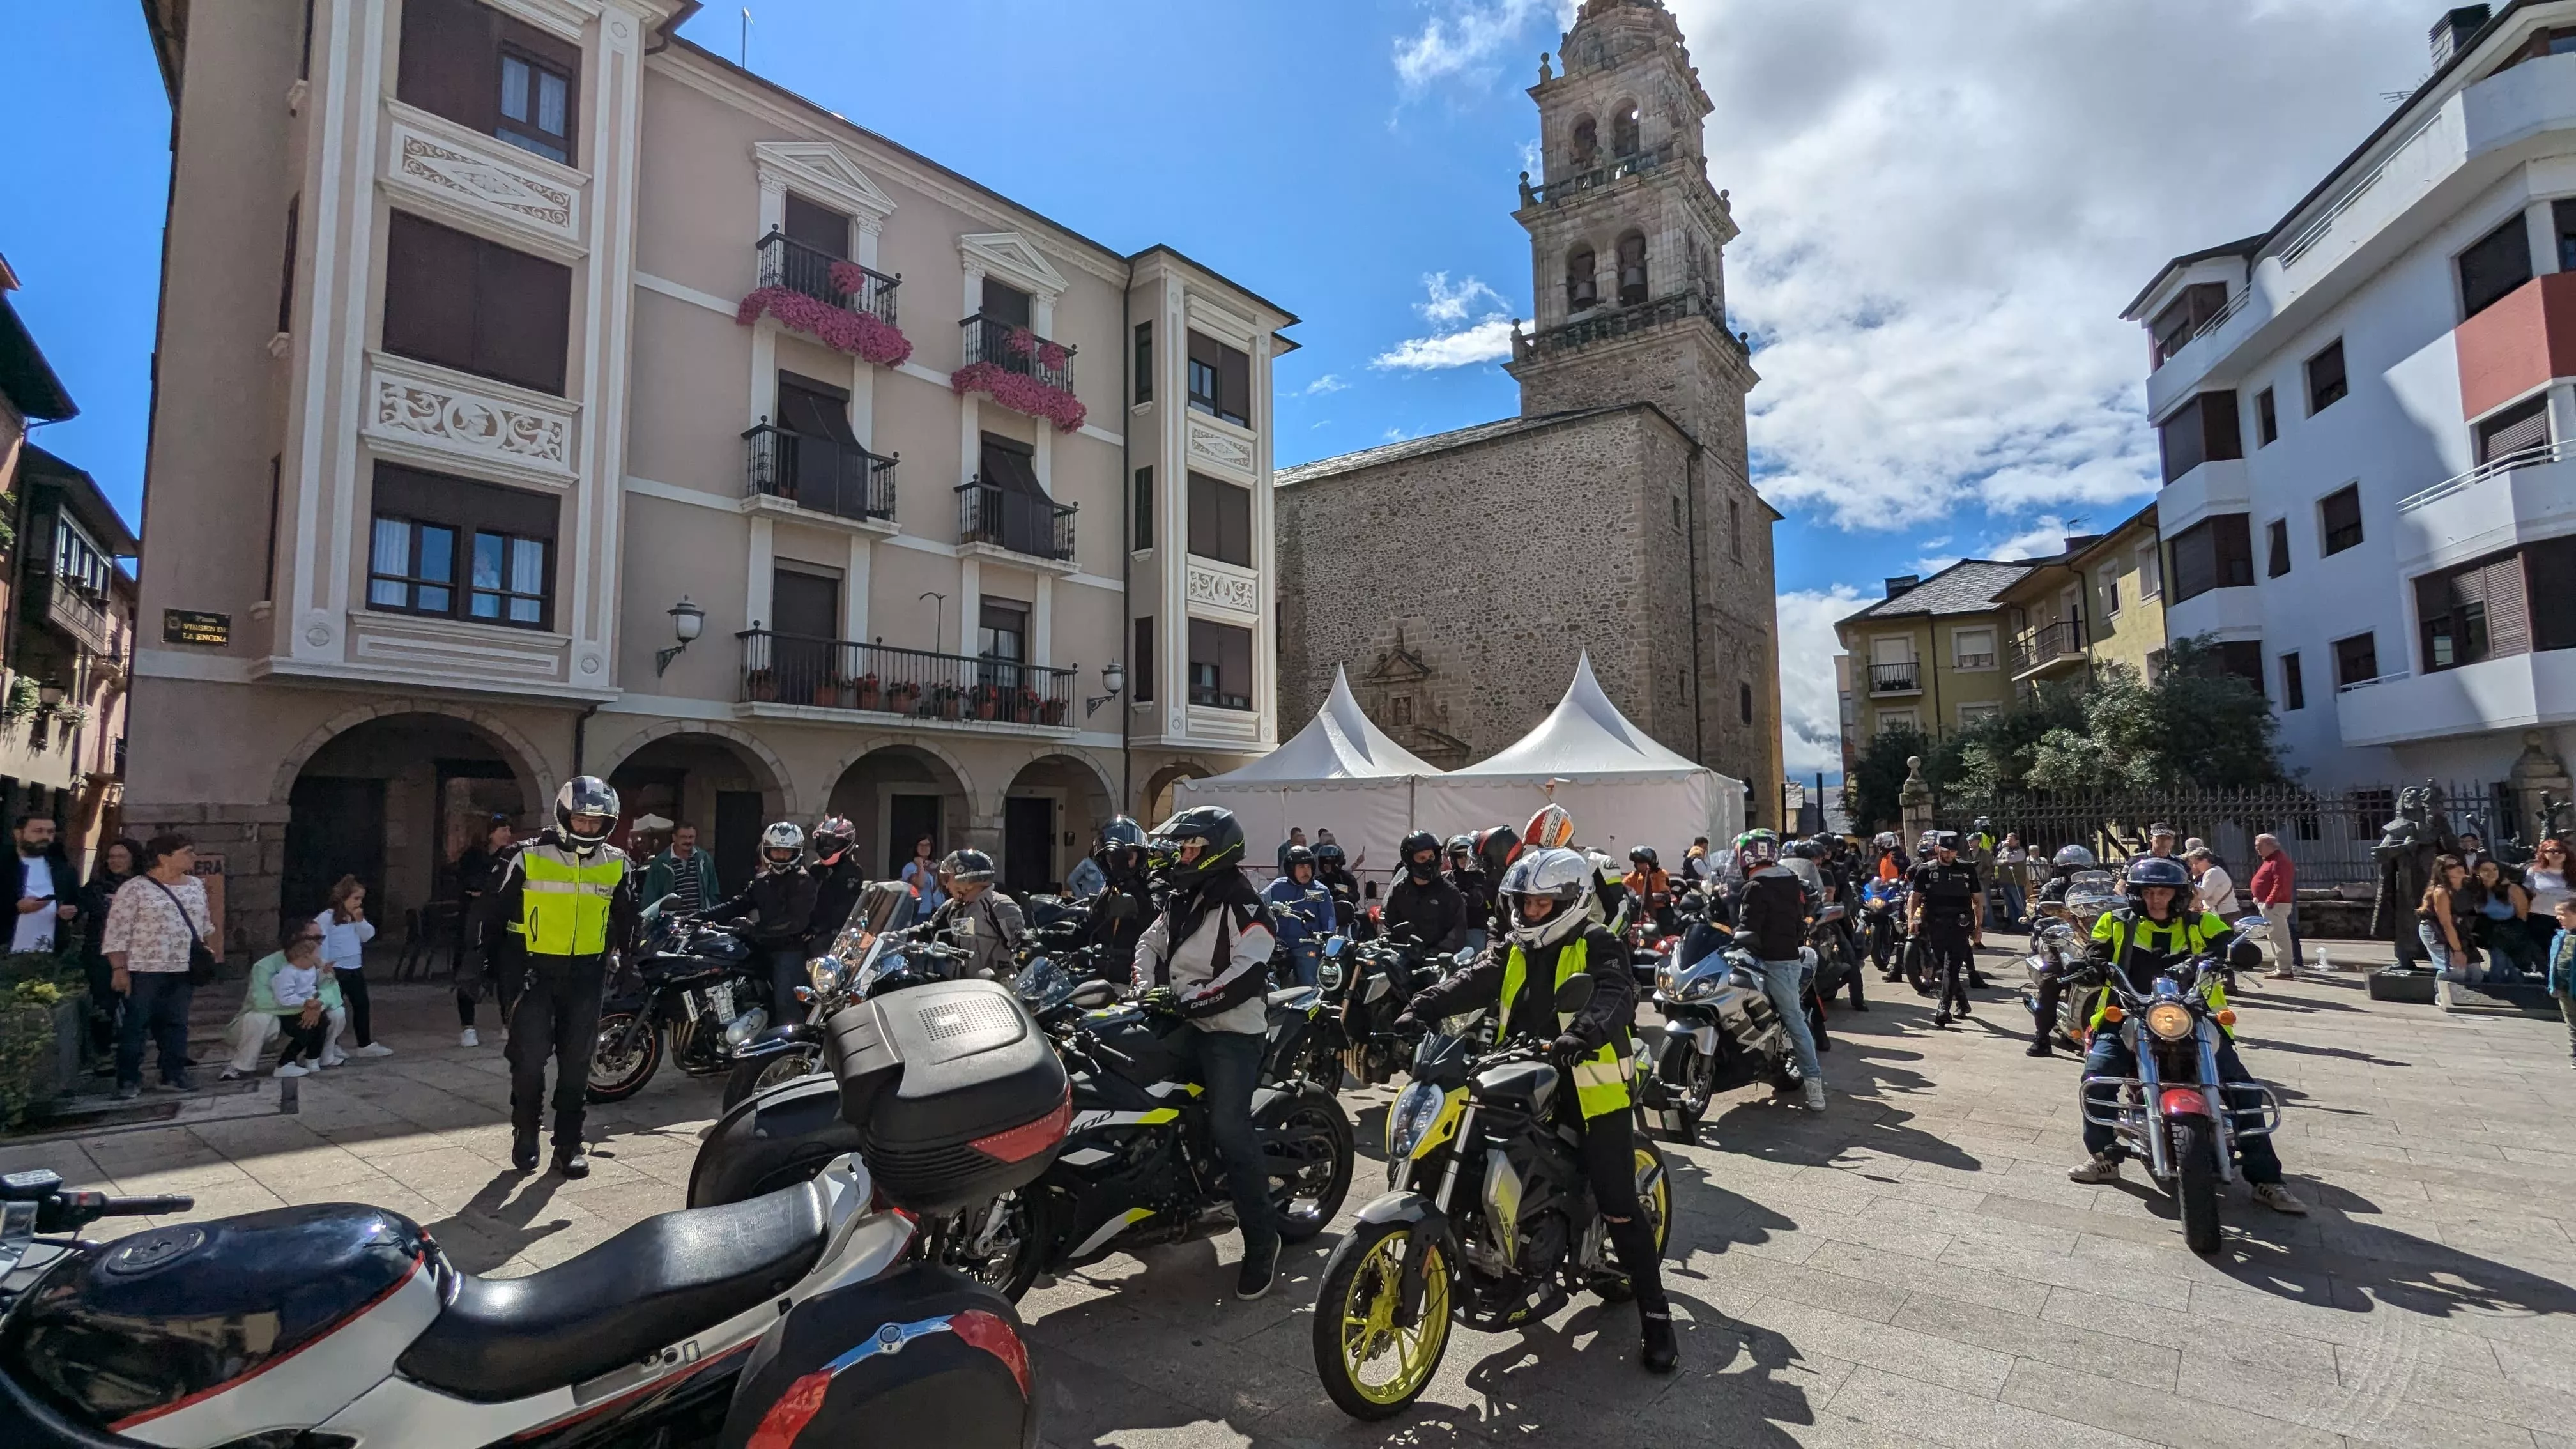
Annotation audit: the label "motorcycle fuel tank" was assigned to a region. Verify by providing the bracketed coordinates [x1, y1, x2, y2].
[1473, 1061, 1558, 1119]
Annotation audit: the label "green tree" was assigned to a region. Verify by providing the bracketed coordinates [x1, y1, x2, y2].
[2013, 638, 2283, 793]
[1845, 726, 1948, 831]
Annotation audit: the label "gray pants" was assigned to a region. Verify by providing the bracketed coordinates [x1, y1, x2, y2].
[1757, 956, 1823, 1085]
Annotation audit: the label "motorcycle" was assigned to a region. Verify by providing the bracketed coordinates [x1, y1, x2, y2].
[2021, 870, 2122, 1051]
[1805, 900, 1860, 1009]
[1861, 877, 1909, 977]
[1312, 975, 1670, 1420]
[1638, 928, 1803, 1140]
[589, 901, 768, 1103]
[0, 978, 1071, 1449]
[2075, 935, 2283, 1254]
[1334, 932, 1450, 1087]
[720, 917, 972, 1109]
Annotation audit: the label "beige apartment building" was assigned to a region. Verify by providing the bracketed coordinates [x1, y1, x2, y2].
[1991, 505, 2172, 696]
[130, 0, 1294, 955]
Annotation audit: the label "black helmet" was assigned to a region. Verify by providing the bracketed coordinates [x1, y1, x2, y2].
[2124, 854, 2191, 904]
[1629, 845, 1659, 866]
[555, 776, 620, 848]
[1401, 830, 1441, 879]
[1931, 831, 1965, 854]
[809, 815, 855, 864]
[1096, 816, 1146, 855]
[1283, 845, 1317, 878]
[1786, 839, 1824, 861]
[942, 848, 997, 885]
[1475, 825, 1521, 879]
[1314, 841, 1347, 869]
[1147, 806, 1246, 889]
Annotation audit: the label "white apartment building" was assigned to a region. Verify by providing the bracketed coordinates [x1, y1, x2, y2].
[2123, 2, 2576, 797]
[129, 0, 1294, 954]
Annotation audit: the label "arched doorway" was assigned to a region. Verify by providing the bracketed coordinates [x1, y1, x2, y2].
[827, 745, 973, 880]
[605, 732, 790, 900]
[1000, 753, 1117, 898]
[280, 712, 544, 948]
[1140, 761, 1213, 826]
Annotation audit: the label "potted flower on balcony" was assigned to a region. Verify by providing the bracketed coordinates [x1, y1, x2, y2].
[852, 673, 882, 711]
[930, 683, 963, 720]
[1039, 696, 1068, 726]
[886, 679, 921, 715]
[746, 668, 778, 703]
[970, 684, 1002, 721]
[1014, 687, 1043, 724]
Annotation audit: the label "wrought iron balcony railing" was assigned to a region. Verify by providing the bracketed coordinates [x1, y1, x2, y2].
[1867, 661, 1921, 694]
[744, 424, 895, 523]
[754, 229, 899, 325]
[956, 479, 1076, 562]
[2011, 618, 2089, 675]
[1519, 142, 1681, 206]
[739, 630, 1073, 725]
[959, 314, 1076, 392]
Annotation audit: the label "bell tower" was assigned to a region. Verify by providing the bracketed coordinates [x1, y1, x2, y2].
[1506, 0, 1754, 450]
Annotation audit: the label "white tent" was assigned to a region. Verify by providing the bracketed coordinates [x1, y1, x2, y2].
[1413, 652, 1743, 858]
[1171, 667, 1440, 876]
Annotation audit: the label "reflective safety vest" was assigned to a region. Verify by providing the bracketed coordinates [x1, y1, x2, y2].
[1498, 936, 1632, 1120]
[516, 843, 628, 958]
[2085, 907, 2232, 1031]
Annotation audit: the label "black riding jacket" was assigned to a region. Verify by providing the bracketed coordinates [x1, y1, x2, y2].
[1383, 871, 1470, 954]
[1407, 923, 1635, 1057]
[705, 865, 818, 948]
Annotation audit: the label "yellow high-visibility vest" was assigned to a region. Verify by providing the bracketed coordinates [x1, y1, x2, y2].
[516, 843, 627, 957]
[2085, 907, 2232, 1031]
[1499, 935, 1632, 1119]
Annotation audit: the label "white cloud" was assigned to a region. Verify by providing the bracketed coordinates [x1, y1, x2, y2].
[1303, 373, 1349, 395]
[1664, 0, 2435, 532]
[1776, 585, 1867, 776]
[1985, 513, 2079, 561]
[1418, 272, 1507, 327]
[1393, 1, 1576, 91]
[1374, 272, 1520, 370]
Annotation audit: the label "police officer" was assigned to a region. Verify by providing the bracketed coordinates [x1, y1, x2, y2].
[2025, 844, 2098, 1057]
[2067, 857, 2305, 1214]
[1907, 832, 1983, 1027]
[1395, 847, 1678, 1374]
[496, 777, 638, 1177]
[705, 822, 820, 1027]
[1384, 830, 1470, 955]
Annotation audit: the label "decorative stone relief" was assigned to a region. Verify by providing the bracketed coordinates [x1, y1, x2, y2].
[390, 120, 579, 242]
[1185, 420, 1254, 475]
[369, 360, 574, 479]
[1185, 563, 1259, 615]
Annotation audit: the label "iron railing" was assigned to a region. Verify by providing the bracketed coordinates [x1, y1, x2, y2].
[744, 423, 896, 523]
[1519, 142, 1681, 206]
[2011, 618, 2088, 674]
[2399, 438, 2573, 511]
[1516, 289, 1750, 360]
[956, 479, 1076, 562]
[960, 313, 1077, 392]
[755, 229, 899, 325]
[1867, 660, 1920, 694]
[739, 629, 1073, 724]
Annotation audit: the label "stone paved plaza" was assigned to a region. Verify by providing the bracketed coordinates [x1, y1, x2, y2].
[6, 942, 2574, 1449]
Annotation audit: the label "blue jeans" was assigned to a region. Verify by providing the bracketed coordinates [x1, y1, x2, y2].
[1286, 940, 1321, 988]
[1175, 1026, 1275, 1250]
[1995, 878, 2025, 928]
[117, 970, 194, 1089]
[1756, 956, 1823, 1085]
[2080, 1031, 2282, 1184]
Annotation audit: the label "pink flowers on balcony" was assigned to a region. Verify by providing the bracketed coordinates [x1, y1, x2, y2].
[953, 362, 1087, 433]
[735, 286, 914, 369]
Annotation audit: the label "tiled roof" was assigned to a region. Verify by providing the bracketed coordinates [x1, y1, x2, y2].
[1276, 406, 1639, 487]
[1841, 560, 2034, 624]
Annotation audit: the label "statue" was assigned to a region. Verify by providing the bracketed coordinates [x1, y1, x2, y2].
[2368, 781, 2458, 970]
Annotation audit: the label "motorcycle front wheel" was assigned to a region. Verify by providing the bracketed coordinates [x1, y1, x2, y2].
[2171, 1117, 2223, 1255]
[721, 1044, 823, 1111]
[1314, 1218, 1453, 1420]
[1633, 1141, 1672, 1254]
[586, 1010, 663, 1102]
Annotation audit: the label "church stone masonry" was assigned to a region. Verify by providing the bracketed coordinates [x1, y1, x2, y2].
[1276, 0, 1784, 824]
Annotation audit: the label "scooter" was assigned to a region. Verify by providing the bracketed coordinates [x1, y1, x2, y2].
[0, 978, 1070, 1449]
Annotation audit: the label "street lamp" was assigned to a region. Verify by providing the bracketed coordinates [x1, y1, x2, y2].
[1085, 660, 1126, 717]
[36, 684, 63, 708]
[656, 597, 706, 677]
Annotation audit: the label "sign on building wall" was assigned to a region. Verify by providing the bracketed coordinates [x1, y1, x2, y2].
[162, 610, 230, 646]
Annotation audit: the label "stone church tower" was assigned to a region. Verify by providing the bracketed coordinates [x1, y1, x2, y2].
[1275, 0, 1785, 824]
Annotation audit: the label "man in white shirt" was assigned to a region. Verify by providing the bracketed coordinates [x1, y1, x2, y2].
[13, 816, 78, 955]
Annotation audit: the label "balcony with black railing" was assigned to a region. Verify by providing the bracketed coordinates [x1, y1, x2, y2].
[956, 479, 1076, 563]
[755, 229, 900, 325]
[960, 314, 1077, 392]
[1867, 661, 1922, 696]
[739, 630, 1073, 728]
[744, 423, 896, 525]
[2011, 618, 2089, 678]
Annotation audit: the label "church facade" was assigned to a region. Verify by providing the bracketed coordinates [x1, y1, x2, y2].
[1275, 0, 1785, 824]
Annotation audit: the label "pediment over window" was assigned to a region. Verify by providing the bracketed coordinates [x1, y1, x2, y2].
[753, 140, 896, 224]
[959, 231, 1068, 301]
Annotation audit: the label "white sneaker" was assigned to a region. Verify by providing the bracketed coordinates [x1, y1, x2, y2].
[352, 1043, 394, 1057]
[459, 1028, 480, 1048]
[274, 1063, 309, 1078]
[2068, 1154, 2123, 1184]
[1802, 1079, 1827, 1112]
[2251, 1182, 2308, 1215]
[318, 1051, 346, 1068]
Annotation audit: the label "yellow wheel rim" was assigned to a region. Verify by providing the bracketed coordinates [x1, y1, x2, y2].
[1634, 1147, 1670, 1254]
[1338, 1229, 1450, 1406]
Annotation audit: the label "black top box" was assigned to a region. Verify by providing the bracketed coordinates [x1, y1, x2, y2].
[824, 980, 1070, 1213]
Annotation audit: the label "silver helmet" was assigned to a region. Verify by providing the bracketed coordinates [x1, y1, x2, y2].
[759, 820, 806, 870]
[554, 776, 620, 850]
[2051, 844, 2097, 870]
[1496, 847, 1595, 951]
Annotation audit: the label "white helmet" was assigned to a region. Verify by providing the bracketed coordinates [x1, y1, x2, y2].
[2051, 845, 2097, 870]
[759, 820, 806, 870]
[1496, 847, 1595, 951]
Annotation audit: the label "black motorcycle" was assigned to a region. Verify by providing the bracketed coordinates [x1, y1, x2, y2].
[1333, 932, 1457, 1088]
[588, 903, 768, 1103]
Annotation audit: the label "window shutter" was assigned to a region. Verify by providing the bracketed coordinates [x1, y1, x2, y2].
[396, 0, 501, 134]
[982, 279, 1032, 328]
[474, 238, 572, 395]
[2485, 553, 2531, 657]
[1220, 345, 1250, 422]
[383, 212, 480, 375]
[782, 194, 848, 258]
[2476, 397, 2550, 464]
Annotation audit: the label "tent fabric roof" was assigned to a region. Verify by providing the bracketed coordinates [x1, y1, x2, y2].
[1200, 666, 1439, 783]
[1450, 652, 1702, 778]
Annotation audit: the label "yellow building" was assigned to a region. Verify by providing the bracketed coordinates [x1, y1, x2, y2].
[1835, 561, 2034, 745]
[1993, 504, 2170, 696]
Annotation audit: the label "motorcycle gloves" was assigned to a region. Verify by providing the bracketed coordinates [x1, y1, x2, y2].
[1549, 1031, 1590, 1067]
[1140, 986, 1183, 1016]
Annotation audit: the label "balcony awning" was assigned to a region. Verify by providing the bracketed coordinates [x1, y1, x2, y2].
[979, 438, 1049, 500]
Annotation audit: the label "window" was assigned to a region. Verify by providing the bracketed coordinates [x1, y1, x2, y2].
[1184, 330, 1250, 427]
[2136, 545, 2161, 599]
[1565, 246, 1598, 311]
[2319, 484, 2363, 556]
[2157, 390, 2242, 483]
[1739, 682, 1754, 724]
[1187, 618, 1254, 710]
[264, 456, 282, 602]
[1132, 617, 1154, 703]
[2267, 519, 2291, 578]
[1133, 321, 1153, 404]
[1611, 102, 1640, 157]
[365, 461, 557, 629]
[1390, 696, 1414, 725]
[50, 517, 112, 601]
[775, 372, 855, 443]
[2148, 282, 2229, 368]
[2530, 537, 2576, 652]
[2213, 640, 2266, 697]
[981, 276, 1031, 328]
[2281, 651, 2305, 710]
[2254, 387, 2277, 447]
[978, 597, 1029, 664]
[2333, 631, 2379, 689]
[1132, 467, 1153, 551]
[396, 0, 579, 162]
[2168, 513, 2253, 601]
[1616, 231, 1648, 307]
[382, 211, 572, 394]
[1570, 116, 1598, 166]
[1186, 472, 1252, 566]
[277, 196, 299, 335]
[2558, 199, 2576, 273]
[2473, 395, 2550, 466]
[2145, 650, 2166, 686]
[2305, 339, 2347, 415]
[1959, 702, 2002, 728]
[2416, 546, 2532, 672]
[1952, 627, 1997, 670]
[781, 194, 848, 259]
[2101, 567, 2120, 616]
[1728, 498, 1742, 561]
[1876, 707, 1919, 737]
[2457, 215, 2533, 320]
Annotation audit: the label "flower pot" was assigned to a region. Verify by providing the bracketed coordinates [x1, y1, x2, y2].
[746, 670, 778, 703]
[976, 701, 998, 720]
[1040, 700, 1067, 726]
[855, 682, 882, 711]
[936, 695, 962, 720]
[887, 686, 920, 715]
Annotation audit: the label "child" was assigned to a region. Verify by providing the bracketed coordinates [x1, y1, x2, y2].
[2548, 898, 2576, 1068]
[270, 934, 332, 1076]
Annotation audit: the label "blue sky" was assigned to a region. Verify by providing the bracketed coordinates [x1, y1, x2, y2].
[1, 0, 2440, 774]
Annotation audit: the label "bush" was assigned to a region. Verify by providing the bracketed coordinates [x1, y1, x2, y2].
[0, 997, 61, 1128]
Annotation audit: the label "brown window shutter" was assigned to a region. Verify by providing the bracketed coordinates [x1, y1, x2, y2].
[397, 0, 502, 134]
[474, 238, 572, 395]
[2485, 553, 2531, 657]
[1220, 344, 1250, 420]
[383, 211, 480, 374]
[782, 194, 848, 258]
[2200, 390, 2242, 462]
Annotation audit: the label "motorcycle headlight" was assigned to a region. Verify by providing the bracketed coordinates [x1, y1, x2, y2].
[806, 958, 843, 996]
[2145, 1001, 2194, 1041]
[1320, 958, 1344, 991]
[1653, 958, 1681, 997]
[1678, 970, 1724, 1003]
[1386, 1081, 1450, 1160]
[723, 1007, 770, 1047]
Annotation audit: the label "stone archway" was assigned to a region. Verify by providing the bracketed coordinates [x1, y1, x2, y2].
[1140, 760, 1218, 824]
[594, 719, 799, 819]
[997, 750, 1121, 897]
[596, 724, 794, 898]
[272, 699, 554, 809]
[825, 741, 976, 880]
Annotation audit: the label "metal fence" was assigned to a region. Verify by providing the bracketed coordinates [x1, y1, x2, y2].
[1933, 779, 2524, 889]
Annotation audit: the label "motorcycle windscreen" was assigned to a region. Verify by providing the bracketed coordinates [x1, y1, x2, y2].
[719, 1264, 1033, 1449]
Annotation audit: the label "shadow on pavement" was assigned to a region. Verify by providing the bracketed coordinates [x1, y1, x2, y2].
[420, 1168, 572, 1272]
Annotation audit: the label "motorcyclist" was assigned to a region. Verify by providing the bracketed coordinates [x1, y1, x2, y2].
[926, 848, 1025, 979]
[705, 822, 820, 1025]
[1394, 847, 1678, 1374]
[1738, 834, 1827, 1110]
[1871, 831, 1911, 882]
[1132, 806, 1284, 1298]
[804, 815, 866, 952]
[1524, 805, 1629, 932]
[1263, 845, 1336, 987]
[1906, 831, 1983, 1027]
[2024, 844, 2098, 1057]
[1792, 839, 1866, 1012]
[1314, 841, 1363, 935]
[494, 777, 639, 1177]
[1078, 816, 1156, 963]
[1383, 829, 1471, 959]
[1625, 847, 1676, 937]
[1444, 834, 1489, 948]
[2067, 857, 2306, 1215]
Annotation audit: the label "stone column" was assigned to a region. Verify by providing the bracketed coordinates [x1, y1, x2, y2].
[1899, 755, 1933, 843]
[2507, 730, 2572, 847]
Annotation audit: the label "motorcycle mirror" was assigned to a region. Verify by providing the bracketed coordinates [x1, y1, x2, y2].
[1453, 947, 1478, 967]
[2233, 915, 2267, 937]
[1731, 929, 1759, 951]
[1323, 935, 1347, 956]
[1552, 974, 1596, 1016]
[643, 891, 680, 922]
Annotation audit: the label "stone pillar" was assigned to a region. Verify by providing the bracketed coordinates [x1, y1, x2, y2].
[2507, 730, 2572, 847]
[1899, 755, 1933, 843]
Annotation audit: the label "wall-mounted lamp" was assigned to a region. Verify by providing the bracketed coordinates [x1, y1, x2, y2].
[656, 597, 706, 677]
[36, 684, 65, 708]
[1085, 659, 1126, 717]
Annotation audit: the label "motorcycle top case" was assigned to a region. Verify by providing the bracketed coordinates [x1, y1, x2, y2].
[0, 1203, 426, 1432]
[824, 979, 1071, 1213]
[719, 1263, 1036, 1449]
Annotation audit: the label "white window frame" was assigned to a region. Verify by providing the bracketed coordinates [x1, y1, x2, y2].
[1958, 702, 2002, 728]
[2136, 545, 2161, 600]
[1949, 625, 1998, 672]
[1876, 707, 1920, 737]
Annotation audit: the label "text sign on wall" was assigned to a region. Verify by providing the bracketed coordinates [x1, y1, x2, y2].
[162, 610, 230, 646]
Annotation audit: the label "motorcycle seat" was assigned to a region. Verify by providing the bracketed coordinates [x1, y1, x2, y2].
[397, 1180, 830, 1403]
[1267, 986, 1317, 1009]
